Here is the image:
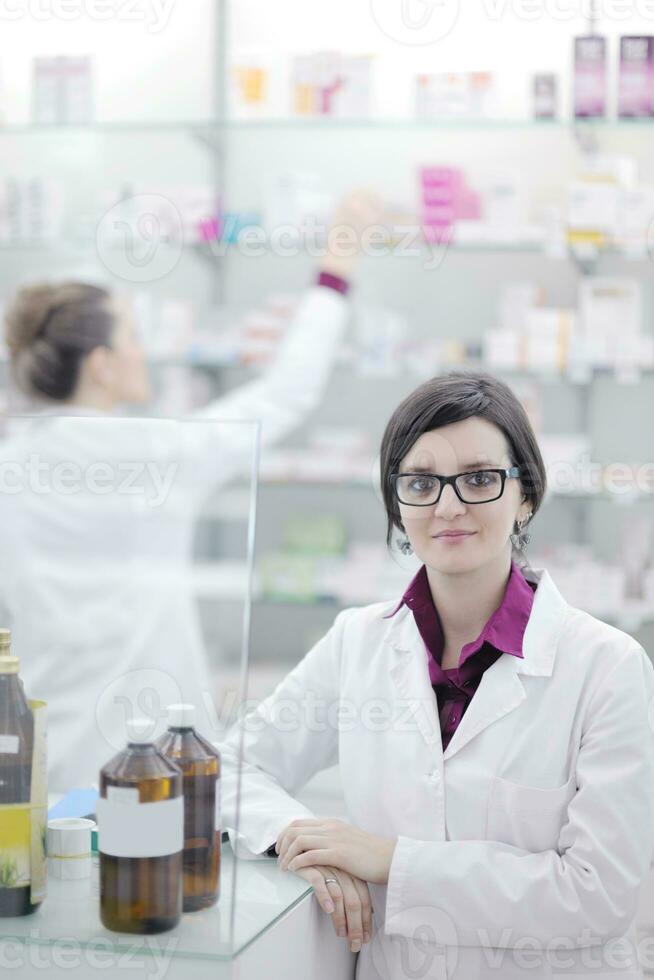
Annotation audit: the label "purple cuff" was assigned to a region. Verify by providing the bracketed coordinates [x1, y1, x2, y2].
[316, 271, 351, 296]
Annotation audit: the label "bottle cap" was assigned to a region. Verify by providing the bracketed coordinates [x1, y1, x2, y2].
[167, 704, 196, 729]
[125, 718, 155, 744]
[0, 629, 19, 674]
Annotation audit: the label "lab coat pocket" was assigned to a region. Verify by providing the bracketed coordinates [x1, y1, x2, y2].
[486, 772, 577, 853]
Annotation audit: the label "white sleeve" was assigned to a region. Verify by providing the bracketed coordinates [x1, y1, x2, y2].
[186, 285, 349, 493]
[384, 639, 654, 947]
[214, 608, 349, 860]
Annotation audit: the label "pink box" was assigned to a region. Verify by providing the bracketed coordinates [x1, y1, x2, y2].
[420, 166, 464, 190]
[423, 203, 456, 224]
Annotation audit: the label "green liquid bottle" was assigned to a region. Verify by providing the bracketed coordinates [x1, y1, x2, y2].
[156, 704, 221, 912]
[0, 628, 46, 918]
[98, 718, 184, 934]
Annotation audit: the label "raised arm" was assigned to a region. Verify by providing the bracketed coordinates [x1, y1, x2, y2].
[189, 190, 386, 490]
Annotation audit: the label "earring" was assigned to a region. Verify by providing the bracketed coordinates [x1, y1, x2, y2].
[399, 536, 413, 556]
[511, 513, 532, 549]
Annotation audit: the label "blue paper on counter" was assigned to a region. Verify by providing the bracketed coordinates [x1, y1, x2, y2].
[48, 789, 99, 821]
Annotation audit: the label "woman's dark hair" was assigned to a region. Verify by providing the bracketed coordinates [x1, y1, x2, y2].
[380, 371, 547, 555]
[4, 282, 115, 401]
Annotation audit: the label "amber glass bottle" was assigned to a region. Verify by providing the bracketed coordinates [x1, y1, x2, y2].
[98, 718, 184, 934]
[0, 629, 42, 918]
[156, 704, 221, 912]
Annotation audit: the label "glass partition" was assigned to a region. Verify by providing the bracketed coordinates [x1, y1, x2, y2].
[0, 414, 309, 969]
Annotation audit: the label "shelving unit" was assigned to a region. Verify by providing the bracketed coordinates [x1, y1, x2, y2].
[1, 2, 653, 668]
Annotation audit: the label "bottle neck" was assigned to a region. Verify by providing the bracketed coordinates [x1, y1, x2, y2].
[126, 742, 155, 753]
[0, 673, 29, 710]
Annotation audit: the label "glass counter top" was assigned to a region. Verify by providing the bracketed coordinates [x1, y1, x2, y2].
[0, 846, 313, 963]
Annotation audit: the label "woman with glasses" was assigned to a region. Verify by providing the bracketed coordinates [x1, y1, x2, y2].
[217, 370, 654, 979]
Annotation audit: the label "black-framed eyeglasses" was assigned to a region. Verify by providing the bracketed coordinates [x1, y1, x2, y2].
[390, 466, 522, 506]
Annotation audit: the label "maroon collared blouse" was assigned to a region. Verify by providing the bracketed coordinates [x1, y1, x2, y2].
[385, 560, 536, 750]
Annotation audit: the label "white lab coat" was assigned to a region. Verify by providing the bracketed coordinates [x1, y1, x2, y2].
[216, 563, 654, 979]
[0, 286, 349, 793]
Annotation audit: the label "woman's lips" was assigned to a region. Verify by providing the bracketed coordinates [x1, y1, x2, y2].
[433, 531, 476, 542]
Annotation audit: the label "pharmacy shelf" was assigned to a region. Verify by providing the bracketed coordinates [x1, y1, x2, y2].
[2, 353, 653, 385]
[1, 118, 654, 134]
[198, 483, 654, 528]
[2, 241, 651, 266]
[0, 120, 219, 134]
[193, 561, 654, 630]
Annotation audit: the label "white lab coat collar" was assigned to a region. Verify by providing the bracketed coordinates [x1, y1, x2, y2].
[384, 565, 570, 760]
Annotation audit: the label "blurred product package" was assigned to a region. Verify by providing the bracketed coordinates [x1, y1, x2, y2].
[573, 36, 607, 119]
[618, 36, 654, 118]
[97, 184, 221, 246]
[415, 71, 496, 120]
[0, 178, 64, 244]
[231, 49, 270, 117]
[291, 52, 374, 117]
[32, 56, 94, 125]
[532, 73, 558, 120]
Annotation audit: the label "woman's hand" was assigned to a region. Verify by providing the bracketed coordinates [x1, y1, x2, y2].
[290, 864, 373, 954]
[320, 188, 388, 281]
[275, 818, 397, 886]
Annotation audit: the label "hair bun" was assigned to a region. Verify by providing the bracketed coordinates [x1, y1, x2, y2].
[3, 281, 113, 401]
[4, 283, 62, 356]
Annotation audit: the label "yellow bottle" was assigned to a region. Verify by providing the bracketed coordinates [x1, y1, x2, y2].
[156, 705, 221, 912]
[0, 629, 47, 917]
[98, 718, 184, 934]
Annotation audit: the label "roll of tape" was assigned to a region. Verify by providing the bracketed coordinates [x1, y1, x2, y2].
[47, 817, 96, 863]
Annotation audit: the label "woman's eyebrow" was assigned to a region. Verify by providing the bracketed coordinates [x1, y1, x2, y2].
[403, 460, 497, 472]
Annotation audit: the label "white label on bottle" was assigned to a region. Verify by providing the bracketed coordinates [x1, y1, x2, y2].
[0, 735, 19, 754]
[97, 796, 183, 858]
[106, 786, 140, 805]
[214, 778, 221, 831]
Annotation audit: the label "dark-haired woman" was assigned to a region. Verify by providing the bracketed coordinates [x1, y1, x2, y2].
[0, 191, 384, 792]
[217, 371, 654, 979]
